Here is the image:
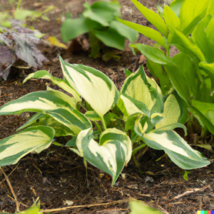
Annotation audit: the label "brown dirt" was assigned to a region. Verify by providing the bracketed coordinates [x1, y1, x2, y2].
[0, 1, 214, 214]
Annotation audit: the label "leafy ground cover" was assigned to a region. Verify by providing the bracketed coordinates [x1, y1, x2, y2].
[0, 0, 214, 214]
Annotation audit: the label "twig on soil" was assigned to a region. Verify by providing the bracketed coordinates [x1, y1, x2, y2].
[157, 205, 170, 214]
[165, 185, 210, 204]
[40, 199, 128, 213]
[7, 195, 28, 208]
[0, 167, 20, 212]
[0, 163, 20, 185]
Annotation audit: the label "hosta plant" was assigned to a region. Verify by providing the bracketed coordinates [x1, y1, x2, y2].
[61, 1, 138, 59]
[118, 0, 214, 136]
[0, 57, 210, 185]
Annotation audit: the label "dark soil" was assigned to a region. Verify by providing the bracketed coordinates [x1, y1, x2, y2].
[0, 1, 214, 214]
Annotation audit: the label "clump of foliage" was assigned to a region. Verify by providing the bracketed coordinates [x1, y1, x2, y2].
[118, 0, 214, 141]
[0, 56, 209, 185]
[61, 1, 138, 59]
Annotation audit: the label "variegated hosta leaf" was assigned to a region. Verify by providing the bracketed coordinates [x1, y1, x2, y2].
[0, 126, 55, 167]
[17, 113, 74, 137]
[60, 57, 120, 117]
[138, 129, 210, 169]
[0, 89, 75, 115]
[23, 70, 81, 102]
[120, 65, 163, 115]
[155, 94, 186, 128]
[45, 108, 92, 135]
[18, 107, 92, 136]
[117, 94, 150, 118]
[76, 128, 132, 185]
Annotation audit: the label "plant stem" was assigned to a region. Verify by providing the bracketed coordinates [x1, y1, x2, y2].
[101, 116, 107, 130]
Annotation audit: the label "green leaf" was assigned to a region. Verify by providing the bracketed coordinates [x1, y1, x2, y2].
[190, 106, 214, 135]
[61, 17, 90, 42]
[155, 123, 187, 136]
[83, 1, 120, 26]
[168, 27, 205, 61]
[23, 70, 81, 102]
[120, 65, 163, 114]
[131, 44, 170, 64]
[206, 17, 214, 47]
[129, 198, 163, 214]
[109, 20, 138, 43]
[192, 100, 214, 127]
[192, 15, 214, 63]
[180, 0, 209, 35]
[163, 5, 180, 29]
[76, 128, 132, 185]
[0, 90, 73, 116]
[207, 0, 214, 16]
[85, 110, 101, 121]
[93, 27, 125, 50]
[117, 94, 150, 118]
[146, 59, 171, 95]
[0, 126, 54, 167]
[117, 18, 166, 47]
[199, 62, 214, 88]
[169, 0, 185, 18]
[45, 108, 92, 135]
[60, 57, 120, 117]
[131, 0, 167, 37]
[140, 129, 210, 170]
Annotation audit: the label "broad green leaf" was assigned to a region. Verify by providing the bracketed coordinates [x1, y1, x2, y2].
[206, 17, 214, 47]
[129, 198, 163, 214]
[23, 70, 80, 102]
[146, 59, 171, 95]
[60, 57, 120, 117]
[109, 20, 138, 43]
[0, 90, 73, 115]
[168, 27, 205, 61]
[199, 62, 214, 88]
[192, 15, 214, 63]
[192, 100, 214, 126]
[131, 44, 170, 64]
[207, 0, 214, 16]
[83, 1, 117, 26]
[45, 108, 92, 135]
[76, 128, 132, 185]
[120, 65, 163, 114]
[17, 113, 73, 137]
[93, 27, 125, 50]
[164, 5, 180, 29]
[117, 18, 166, 47]
[190, 106, 214, 135]
[172, 53, 198, 100]
[0, 126, 54, 167]
[61, 17, 90, 42]
[125, 113, 144, 131]
[117, 94, 150, 118]
[131, 0, 168, 37]
[139, 130, 210, 169]
[180, 0, 209, 35]
[170, 0, 185, 18]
